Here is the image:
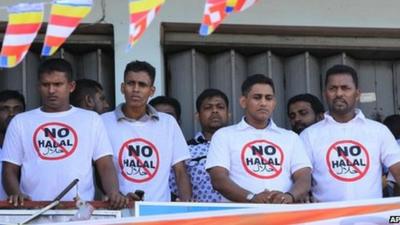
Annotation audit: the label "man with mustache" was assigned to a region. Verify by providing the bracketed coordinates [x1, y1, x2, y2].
[301, 64, 400, 202]
[206, 74, 312, 203]
[170, 89, 230, 202]
[0, 90, 25, 200]
[101, 60, 192, 202]
[287, 94, 324, 134]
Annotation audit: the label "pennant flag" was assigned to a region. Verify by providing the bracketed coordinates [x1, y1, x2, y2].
[129, 0, 165, 48]
[0, 3, 44, 68]
[199, 0, 228, 36]
[225, 0, 258, 13]
[41, 0, 93, 56]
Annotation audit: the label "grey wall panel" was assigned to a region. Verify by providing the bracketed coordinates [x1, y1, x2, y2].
[248, 51, 286, 127]
[0, 52, 40, 110]
[24, 52, 41, 110]
[358, 61, 378, 120]
[0, 49, 115, 112]
[166, 50, 400, 135]
[0, 63, 24, 92]
[168, 49, 209, 139]
[285, 52, 321, 100]
[374, 61, 395, 119]
[209, 50, 246, 124]
[394, 61, 400, 114]
[358, 61, 394, 121]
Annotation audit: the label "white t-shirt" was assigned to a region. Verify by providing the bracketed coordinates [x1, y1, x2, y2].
[0, 147, 6, 200]
[205, 118, 312, 200]
[101, 110, 190, 202]
[2, 107, 113, 201]
[300, 109, 400, 202]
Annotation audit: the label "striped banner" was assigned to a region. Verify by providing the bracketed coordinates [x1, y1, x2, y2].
[38, 197, 400, 225]
[199, 0, 227, 36]
[225, 0, 258, 13]
[128, 0, 165, 48]
[41, 0, 93, 56]
[0, 3, 44, 68]
[199, 0, 258, 36]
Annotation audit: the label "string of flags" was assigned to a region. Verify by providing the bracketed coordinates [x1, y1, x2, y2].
[0, 0, 259, 68]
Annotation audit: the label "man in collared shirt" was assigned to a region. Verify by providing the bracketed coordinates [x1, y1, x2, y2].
[170, 88, 230, 202]
[300, 64, 400, 202]
[101, 60, 192, 201]
[205, 74, 312, 203]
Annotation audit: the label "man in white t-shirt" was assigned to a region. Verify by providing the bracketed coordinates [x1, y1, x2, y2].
[300, 64, 400, 202]
[2, 58, 127, 208]
[0, 90, 25, 200]
[205, 74, 312, 203]
[102, 60, 191, 202]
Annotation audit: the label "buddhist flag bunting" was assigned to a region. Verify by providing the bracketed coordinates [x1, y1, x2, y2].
[41, 0, 93, 56]
[129, 0, 165, 48]
[225, 0, 258, 13]
[199, 0, 227, 36]
[0, 3, 44, 68]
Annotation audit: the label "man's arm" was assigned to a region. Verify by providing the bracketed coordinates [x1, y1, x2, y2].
[388, 162, 400, 195]
[208, 166, 273, 203]
[173, 161, 192, 201]
[3, 162, 30, 206]
[95, 155, 128, 209]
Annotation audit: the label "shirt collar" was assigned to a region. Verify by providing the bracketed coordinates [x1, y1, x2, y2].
[236, 117, 281, 133]
[114, 103, 159, 122]
[194, 132, 208, 144]
[324, 108, 365, 124]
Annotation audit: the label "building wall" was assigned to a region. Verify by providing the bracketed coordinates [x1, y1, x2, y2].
[2, 0, 400, 103]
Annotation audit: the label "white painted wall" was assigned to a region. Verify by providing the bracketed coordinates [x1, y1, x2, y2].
[2, 0, 400, 103]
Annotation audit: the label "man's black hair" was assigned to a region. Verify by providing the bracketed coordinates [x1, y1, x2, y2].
[325, 64, 358, 88]
[38, 58, 73, 81]
[149, 96, 181, 120]
[124, 60, 156, 85]
[287, 93, 324, 116]
[0, 90, 25, 111]
[383, 114, 400, 139]
[70, 79, 103, 107]
[196, 88, 229, 112]
[241, 74, 275, 96]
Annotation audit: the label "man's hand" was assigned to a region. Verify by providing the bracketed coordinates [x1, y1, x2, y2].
[8, 193, 30, 207]
[250, 190, 295, 204]
[103, 191, 129, 209]
[126, 192, 142, 201]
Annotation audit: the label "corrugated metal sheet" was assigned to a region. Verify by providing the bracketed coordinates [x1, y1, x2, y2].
[0, 49, 115, 110]
[167, 50, 400, 138]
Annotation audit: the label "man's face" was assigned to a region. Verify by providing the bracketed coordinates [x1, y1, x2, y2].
[153, 103, 179, 121]
[0, 99, 24, 133]
[121, 71, 155, 109]
[240, 84, 276, 124]
[91, 89, 110, 114]
[324, 74, 360, 116]
[39, 71, 75, 112]
[288, 101, 320, 134]
[198, 96, 229, 132]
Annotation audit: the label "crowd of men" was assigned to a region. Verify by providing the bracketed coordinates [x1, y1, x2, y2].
[0, 58, 399, 208]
